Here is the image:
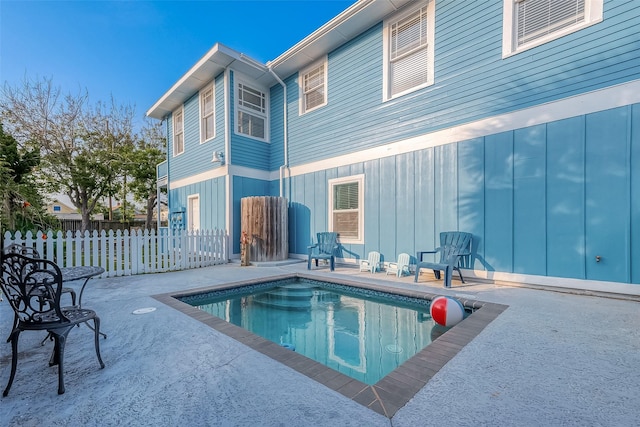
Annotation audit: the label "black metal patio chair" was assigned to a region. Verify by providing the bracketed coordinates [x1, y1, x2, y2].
[0, 253, 105, 396]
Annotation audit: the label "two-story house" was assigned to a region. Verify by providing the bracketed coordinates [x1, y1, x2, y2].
[147, 0, 640, 292]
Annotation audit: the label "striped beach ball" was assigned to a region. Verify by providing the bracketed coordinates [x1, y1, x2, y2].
[430, 296, 465, 327]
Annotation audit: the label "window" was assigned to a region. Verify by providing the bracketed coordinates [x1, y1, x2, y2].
[502, 0, 603, 57]
[173, 108, 184, 156]
[383, 1, 435, 101]
[236, 81, 268, 141]
[299, 58, 327, 114]
[328, 175, 364, 244]
[200, 85, 215, 143]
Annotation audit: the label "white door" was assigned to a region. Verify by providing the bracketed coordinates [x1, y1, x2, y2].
[187, 195, 200, 231]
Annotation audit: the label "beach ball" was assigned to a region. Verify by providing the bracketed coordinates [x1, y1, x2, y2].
[430, 296, 465, 327]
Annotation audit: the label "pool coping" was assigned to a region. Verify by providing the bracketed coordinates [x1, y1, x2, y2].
[152, 273, 508, 418]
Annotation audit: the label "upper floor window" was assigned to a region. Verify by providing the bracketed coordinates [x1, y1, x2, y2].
[200, 85, 215, 143]
[383, 1, 435, 101]
[328, 175, 364, 245]
[502, 0, 603, 57]
[236, 81, 268, 141]
[299, 58, 327, 114]
[173, 108, 184, 156]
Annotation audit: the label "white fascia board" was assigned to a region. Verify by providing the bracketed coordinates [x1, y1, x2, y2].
[268, 0, 412, 78]
[147, 44, 268, 120]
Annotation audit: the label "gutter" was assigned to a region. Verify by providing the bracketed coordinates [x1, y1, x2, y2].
[268, 66, 289, 199]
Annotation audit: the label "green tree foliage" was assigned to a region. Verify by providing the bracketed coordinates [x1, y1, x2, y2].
[123, 119, 166, 229]
[1, 77, 136, 232]
[0, 122, 56, 233]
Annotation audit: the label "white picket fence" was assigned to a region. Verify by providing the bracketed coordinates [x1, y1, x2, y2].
[2, 228, 229, 278]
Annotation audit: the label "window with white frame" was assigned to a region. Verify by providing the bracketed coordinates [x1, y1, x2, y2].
[173, 108, 184, 156]
[236, 81, 268, 141]
[200, 85, 215, 143]
[383, 1, 435, 101]
[299, 58, 327, 114]
[502, 0, 603, 57]
[328, 175, 364, 244]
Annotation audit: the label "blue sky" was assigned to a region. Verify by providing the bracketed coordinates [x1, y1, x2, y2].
[1, 0, 354, 127]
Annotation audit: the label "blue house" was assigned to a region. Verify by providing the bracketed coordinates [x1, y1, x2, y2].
[147, 0, 640, 293]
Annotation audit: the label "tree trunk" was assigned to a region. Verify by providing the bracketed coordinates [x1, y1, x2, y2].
[145, 192, 157, 230]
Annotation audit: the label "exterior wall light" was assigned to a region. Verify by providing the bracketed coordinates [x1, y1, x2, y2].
[211, 151, 225, 164]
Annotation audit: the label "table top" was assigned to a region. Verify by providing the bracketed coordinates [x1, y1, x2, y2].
[59, 265, 105, 282]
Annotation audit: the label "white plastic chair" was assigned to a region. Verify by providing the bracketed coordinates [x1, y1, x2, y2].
[386, 253, 411, 277]
[360, 251, 381, 273]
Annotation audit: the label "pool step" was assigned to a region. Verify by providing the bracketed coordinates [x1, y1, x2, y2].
[252, 286, 336, 310]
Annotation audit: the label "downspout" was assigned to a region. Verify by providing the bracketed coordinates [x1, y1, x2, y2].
[267, 66, 288, 198]
[224, 68, 232, 255]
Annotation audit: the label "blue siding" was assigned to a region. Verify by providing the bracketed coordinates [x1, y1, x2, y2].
[584, 107, 631, 282]
[269, 84, 284, 170]
[287, 103, 640, 284]
[169, 74, 226, 181]
[483, 132, 514, 273]
[414, 149, 436, 256]
[282, 1, 639, 168]
[158, 0, 640, 286]
[546, 117, 586, 279]
[229, 71, 271, 171]
[395, 152, 416, 258]
[168, 177, 226, 231]
[513, 125, 546, 275]
[457, 138, 485, 270]
[632, 104, 640, 284]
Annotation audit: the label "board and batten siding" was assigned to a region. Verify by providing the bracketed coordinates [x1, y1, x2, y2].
[168, 177, 226, 231]
[279, 0, 639, 169]
[287, 103, 640, 285]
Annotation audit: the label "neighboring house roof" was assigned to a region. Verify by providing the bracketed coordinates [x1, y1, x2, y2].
[146, 0, 413, 120]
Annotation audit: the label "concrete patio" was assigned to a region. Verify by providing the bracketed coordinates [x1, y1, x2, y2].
[1, 261, 639, 426]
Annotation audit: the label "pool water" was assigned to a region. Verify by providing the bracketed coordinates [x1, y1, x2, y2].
[182, 278, 447, 385]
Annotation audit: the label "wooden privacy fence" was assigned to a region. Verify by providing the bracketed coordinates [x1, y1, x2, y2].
[2, 229, 229, 278]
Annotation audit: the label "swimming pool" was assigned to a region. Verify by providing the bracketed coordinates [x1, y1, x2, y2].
[180, 277, 450, 385]
[155, 273, 507, 418]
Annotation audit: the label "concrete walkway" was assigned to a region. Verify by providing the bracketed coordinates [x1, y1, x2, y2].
[1, 262, 639, 426]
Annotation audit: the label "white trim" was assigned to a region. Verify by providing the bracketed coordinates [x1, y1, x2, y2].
[167, 79, 640, 190]
[169, 166, 228, 190]
[328, 174, 365, 245]
[199, 83, 215, 143]
[502, 0, 604, 58]
[299, 57, 328, 115]
[289, 79, 640, 178]
[168, 164, 275, 190]
[465, 269, 640, 295]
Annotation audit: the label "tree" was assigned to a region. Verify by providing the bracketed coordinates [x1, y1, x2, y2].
[0, 122, 54, 232]
[1, 77, 135, 232]
[126, 119, 166, 230]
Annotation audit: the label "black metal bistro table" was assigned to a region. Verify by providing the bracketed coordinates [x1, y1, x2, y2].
[59, 265, 105, 308]
[58, 265, 107, 340]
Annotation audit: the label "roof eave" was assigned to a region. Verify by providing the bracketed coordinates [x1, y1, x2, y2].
[146, 43, 272, 120]
[267, 0, 412, 79]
